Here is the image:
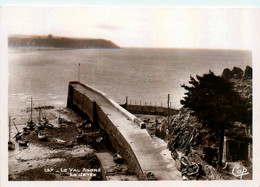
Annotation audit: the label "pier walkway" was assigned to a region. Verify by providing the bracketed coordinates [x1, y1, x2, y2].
[68, 82, 181, 180]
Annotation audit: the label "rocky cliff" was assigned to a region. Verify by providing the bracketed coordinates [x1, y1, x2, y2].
[158, 66, 252, 180]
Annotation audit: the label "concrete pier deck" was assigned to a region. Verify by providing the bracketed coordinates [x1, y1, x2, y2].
[69, 82, 181, 180]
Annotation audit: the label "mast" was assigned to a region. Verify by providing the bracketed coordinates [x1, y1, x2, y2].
[59, 107, 60, 121]
[78, 63, 80, 82]
[38, 105, 41, 122]
[9, 116, 11, 142]
[12, 119, 19, 133]
[30, 97, 33, 122]
[167, 94, 170, 140]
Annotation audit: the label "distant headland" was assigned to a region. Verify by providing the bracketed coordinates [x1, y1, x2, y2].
[8, 34, 120, 49]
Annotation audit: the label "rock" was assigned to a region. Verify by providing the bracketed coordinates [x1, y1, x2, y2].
[222, 68, 232, 79]
[222, 66, 246, 79]
[244, 66, 252, 79]
[231, 67, 243, 79]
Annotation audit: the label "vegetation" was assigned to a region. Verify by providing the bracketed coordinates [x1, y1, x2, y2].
[180, 71, 250, 169]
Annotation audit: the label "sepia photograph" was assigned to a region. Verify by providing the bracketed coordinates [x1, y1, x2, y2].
[0, 4, 259, 187]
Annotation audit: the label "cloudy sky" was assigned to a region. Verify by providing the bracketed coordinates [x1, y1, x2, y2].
[1, 7, 259, 50]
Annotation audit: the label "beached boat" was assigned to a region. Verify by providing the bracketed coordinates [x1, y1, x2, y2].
[14, 132, 23, 141]
[58, 107, 72, 124]
[77, 119, 91, 128]
[8, 116, 15, 150]
[38, 131, 48, 141]
[12, 119, 28, 146]
[8, 141, 15, 150]
[84, 129, 101, 137]
[45, 123, 53, 128]
[85, 123, 92, 128]
[53, 138, 66, 145]
[96, 136, 103, 143]
[12, 119, 22, 140]
[146, 171, 157, 180]
[18, 138, 28, 146]
[113, 152, 124, 164]
[36, 105, 46, 130]
[23, 127, 30, 135]
[76, 131, 84, 140]
[41, 113, 53, 128]
[26, 97, 36, 130]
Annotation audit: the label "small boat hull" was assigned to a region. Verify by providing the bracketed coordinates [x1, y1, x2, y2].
[37, 122, 45, 130]
[38, 131, 48, 141]
[14, 132, 23, 141]
[8, 141, 15, 150]
[54, 138, 66, 145]
[96, 136, 103, 143]
[23, 127, 30, 135]
[85, 123, 92, 128]
[45, 123, 53, 128]
[113, 153, 124, 164]
[76, 132, 84, 140]
[26, 121, 35, 131]
[18, 139, 28, 146]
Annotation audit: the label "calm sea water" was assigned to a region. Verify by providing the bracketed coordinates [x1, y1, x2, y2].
[8, 48, 251, 116]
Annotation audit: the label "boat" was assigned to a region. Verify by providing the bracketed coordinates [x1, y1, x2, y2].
[36, 105, 45, 130]
[42, 113, 53, 128]
[8, 142, 15, 150]
[8, 116, 15, 150]
[85, 128, 100, 135]
[14, 132, 23, 141]
[45, 123, 53, 129]
[76, 131, 84, 140]
[12, 119, 28, 146]
[18, 138, 28, 146]
[53, 138, 66, 145]
[36, 122, 45, 130]
[85, 123, 92, 128]
[38, 131, 48, 141]
[26, 97, 36, 131]
[77, 119, 91, 128]
[58, 107, 72, 124]
[96, 136, 103, 143]
[12, 119, 22, 140]
[146, 171, 157, 180]
[23, 127, 30, 135]
[113, 152, 124, 164]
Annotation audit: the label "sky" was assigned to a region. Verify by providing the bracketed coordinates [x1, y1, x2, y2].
[1, 7, 259, 51]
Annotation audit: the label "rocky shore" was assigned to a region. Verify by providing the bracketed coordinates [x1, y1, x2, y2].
[155, 66, 252, 180]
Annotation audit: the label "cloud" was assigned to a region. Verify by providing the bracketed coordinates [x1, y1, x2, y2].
[97, 24, 122, 31]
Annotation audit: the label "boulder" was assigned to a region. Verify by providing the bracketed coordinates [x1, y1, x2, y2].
[222, 68, 232, 79]
[231, 67, 243, 79]
[244, 66, 252, 79]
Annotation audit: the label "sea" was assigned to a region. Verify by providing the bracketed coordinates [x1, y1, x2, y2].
[8, 47, 252, 117]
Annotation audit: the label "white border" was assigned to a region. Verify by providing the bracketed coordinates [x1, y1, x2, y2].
[1, 2, 260, 187]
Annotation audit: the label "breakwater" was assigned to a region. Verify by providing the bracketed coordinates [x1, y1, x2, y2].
[121, 103, 179, 116]
[67, 81, 181, 180]
[67, 81, 146, 179]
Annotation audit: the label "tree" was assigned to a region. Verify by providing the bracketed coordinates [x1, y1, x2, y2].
[181, 71, 250, 169]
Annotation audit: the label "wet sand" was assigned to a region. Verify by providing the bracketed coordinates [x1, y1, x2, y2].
[8, 107, 111, 181]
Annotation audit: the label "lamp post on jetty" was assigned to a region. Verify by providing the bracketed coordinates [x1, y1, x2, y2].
[78, 63, 80, 82]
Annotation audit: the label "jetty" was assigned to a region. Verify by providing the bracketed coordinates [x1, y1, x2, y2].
[67, 81, 181, 180]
